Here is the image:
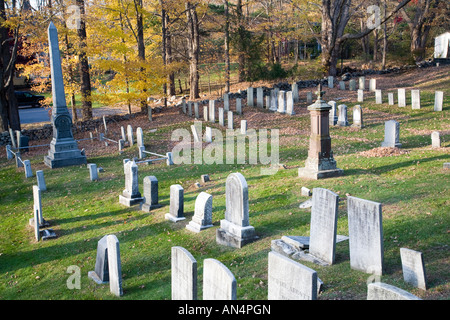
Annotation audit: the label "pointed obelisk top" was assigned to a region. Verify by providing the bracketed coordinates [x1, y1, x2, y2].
[48, 22, 68, 114]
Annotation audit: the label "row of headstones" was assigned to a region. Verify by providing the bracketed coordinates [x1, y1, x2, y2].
[271, 187, 426, 300]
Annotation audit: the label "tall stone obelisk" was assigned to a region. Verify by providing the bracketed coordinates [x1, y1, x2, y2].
[298, 84, 343, 179]
[44, 22, 87, 168]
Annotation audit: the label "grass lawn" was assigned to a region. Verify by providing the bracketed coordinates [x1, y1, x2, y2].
[1, 67, 449, 301]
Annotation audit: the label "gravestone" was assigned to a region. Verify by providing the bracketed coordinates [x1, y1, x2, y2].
[388, 92, 394, 105]
[375, 90, 382, 104]
[328, 76, 334, 88]
[120, 126, 126, 141]
[194, 102, 199, 118]
[209, 100, 216, 123]
[187, 101, 192, 117]
[240, 120, 247, 135]
[434, 91, 443, 111]
[352, 105, 364, 128]
[118, 139, 125, 153]
[357, 89, 364, 102]
[219, 107, 225, 126]
[36, 170, 46, 191]
[236, 98, 242, 115]
[328, 101, 337, 126]
[286, 91, 295, 115]
[88, 163, 98, 181]
[411, 89, 421, 109]
[247, 87, 254, 107]
[367, 282, 421, 300]
[107, 234, 123, 297]
[339, 81, 345, 90]
[270, 90, 278, 112]
[203, 258, 236, 300]
[277, 90, 286, 113]
[29, 185, 49, 228]
[186, 192, 213, 233]
[44, 22, 86, 168]
[24, 160, 33, 178]
[205, 127, 212, 143]
[349, 79, 356, 91]
[292, 82, 299, 102]
[127, 124, 134, 146]
[140, 176, 162, 211]
[306, 91, 313, 103]
[309, 188, 340, 265]
[181, 99, 186, 114]
[88, 235, 110, 284]
[223, 93, 229, 112]
[431, 131, 440, 148]
[359, 77, 365, 90]
[265, 95, 271, 109]
[337, 104, 349, 126]
[171, 246, 197, 300]
[216, 172, 257, 248]
[165, 184, 185, 222]
[203, 105, 208, 121]
[398, 88, 406, 107]
[381, 120, 401, 148]
[119, 160, 143, 206]
[268, 251, 317, 300]
[400, 248, 428, 290]
[369, 78, 377, 91]
[347, 196, 384, 275]
[256, 87, 264, 108]
[136, 127, 144, 147]
[227, 111, 234, 130]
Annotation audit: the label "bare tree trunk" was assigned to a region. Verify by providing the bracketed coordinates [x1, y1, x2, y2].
[135, 0, 147, 111]
[224, 0, 230, 93]
[236, 0, 245, 82]
[186, 1, 199, 100]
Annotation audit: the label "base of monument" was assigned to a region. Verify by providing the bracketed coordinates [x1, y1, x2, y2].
[381, 142, 402, 148]
[216, 228, 258, 249]
[44, 155, 87, 169]
[88, 271, 108, 285]
[165, 213, 186, 222]
[298, 167, 344, 180]
[140, 203, 162, 212]
[186, 222, 213, 233]
[119, 195, 144, 207]
[40, 229, 57, 241]
[29, 218, 50, 228]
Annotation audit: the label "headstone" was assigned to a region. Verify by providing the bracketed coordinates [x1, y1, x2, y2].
[227, 111, 234, 129]
[339, 81, 345, 90]
[347, 196, 384, 275]
[277, 90, 286, 113]
[434, 91, 443, 111]
[306, 91, 313, 104]
[205, 127, 212, 143]
[349, 79, 356, 91]
[236, 98, 242, 115]
[219, 107, 225, 126]
[201, 174, 210, 183]
[240, 120, 247, 135]
[203, 105, 208, 121]
[256, 87, 264, 108]
[247, 87, 254, 107]
[140, 176, 162, 211]
[33, 205, 40, 241]
[292, 82, 299, 102]
[268, 251, 317, 300]
[36, 170, 46, 191]
[147, 106, 152, 121]
[411, 89, 421, 109]
[398, 88, 406, 107]
[369, 78, 376, 92]
[328, 101, 337, 126]
[165, 184, 185, 222]
[431, 131, 440, 148]
[357, 89, 364, 102]
[88, 163, 98, 181]
[187, 101, 193, 117]
[359, 77, 365, 90]
[118, 139, 125, 153]
[203, 258, 236, 300]
[6, 144, 13, 160]
[223, 93, 229, 112]
[400, 248, 427, 290]
[31, 185, 44, 227]
[119, 160, 143, 206]
[171, 246, 197, 300]
[216, 172, 257, 248]
[136, 127, 144, 147]
[166, 152, 174, 166]
[265, 95, 271, 109]
[351, 105, 363, 128]
[301, 187, 311, 197]
[337, 104, 349, 126]
[186, 192, 213, 233]
[191, 124, 200, 143]
[120, 126, 126, 141]
[127, 124, 134, 146]
[209, 100, 216, 123]
[286, 91, 295, 115]
[381, 120, 401, 148]
[44, 22, 87, 168]
[270, 90, 278, 112]
[9, 128, 16, 148]
[194, 102, 199, 118]
[309, 188, 340, 265]
[367, 282, 421, 300]
[15, 151, 22, 168]
[106, 234, 123, 297]
[375, 89, 382, 104]
[328, 76, 334, 89]
[388, 92, 394, 105]
[24, 160, 33, 178]
[181, 99, 187, 114]
[88, 235, 110, 284]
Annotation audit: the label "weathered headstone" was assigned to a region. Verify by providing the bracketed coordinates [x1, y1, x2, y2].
[286, 91, 295, 115]
[398, 88, 406, 107]
[337, 104, 349, 126]
[328, 101, 337, 126]
[236, 98, 242, 115]
[339, 81, 345, 90]
[120, 126, 126, 141]
[127, 124, 134, 146]
[247, 87, 254, 107]
[381, 120, 401, 148]
[136, 127, 144, 147]
[434, 91, 443, 111]
[107, 234, 123, 297]
[277, 90, 286, 113]
[223, 93, 229, 112]
[181, 98, 187, 114]
[209, 100, 216, 123]
[357, 89, 364, 102]
[203, 105, 208, 121]
[227, 111, 234, 129]
[36, 170, 46, 191]
[205, 127, 212, 143]
[359, 77, 365, 90]
[194, 102, 199, 118]
[347, 196, 384, 275]
[165, 184, 185, 222]
[328, 76, 334, 89]
[140, 176, 162, 211]
[388, 92, 394, 105]
[375, 89, 382, 104]
[24, 160, 33, 178]
[367, 282, 421, 300]
[431, 131, 440, 148]
[306, 91, 313, 104]
[171, 246, 197, 300]
[88, 163, 98, 181]
[256, 87, 264, 108]
[203, 258, 236, 300]
[352, 105, 364, 128]
[219, 107, 225, 126]
[411, 89, 421, 109]
[400, 247, 427, 290]
[268, 251, 317, 300]
[88, 235, 110, 284]
[188, 101, 193, 117]
[369, 78, 377, 92]
[270, 90, 278, 112]
[216, 172, 257, 248]
[119, 160, 143, 206]
[292, 82, 299, 102]
[240, 120, 247, 135]
[349, 79, 356, 91]
[186, 192, 213, 233]
[265, 95, 271, 110]
[44, 22, 86, 168]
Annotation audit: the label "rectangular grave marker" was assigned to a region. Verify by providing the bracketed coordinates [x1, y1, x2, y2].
[171, 246, 197, 300]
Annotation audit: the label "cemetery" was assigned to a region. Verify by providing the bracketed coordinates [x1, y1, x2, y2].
[0, 11, 449, 303]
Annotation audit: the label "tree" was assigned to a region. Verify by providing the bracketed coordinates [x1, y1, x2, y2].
[185, 1, 200, 99]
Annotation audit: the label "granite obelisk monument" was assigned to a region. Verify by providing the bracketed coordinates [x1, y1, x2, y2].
[44, 22, 87, 168]
[298, 84, 343, 179]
